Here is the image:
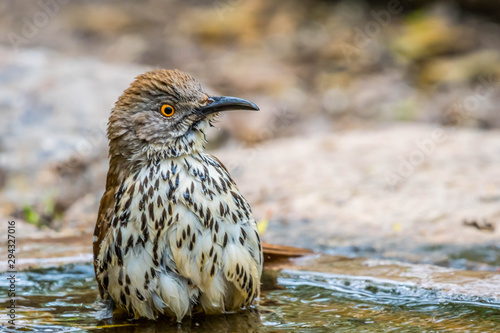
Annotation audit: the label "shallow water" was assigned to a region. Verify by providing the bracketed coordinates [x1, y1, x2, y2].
[319, 243, 500, 272]
[1, 264, 499, 332]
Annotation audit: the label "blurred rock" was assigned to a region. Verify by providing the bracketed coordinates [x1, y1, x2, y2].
[63, 191, 101, 232]
[0, 46, 146, 233]
[1, 0, 500, 269]
[392, 11, 470, 60]
[214, 124, 500, 258]
[419, 51, 500, 86]
[2, 0, 500, 129]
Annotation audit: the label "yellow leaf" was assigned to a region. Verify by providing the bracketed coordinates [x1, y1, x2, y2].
[257, 218, 268, 235]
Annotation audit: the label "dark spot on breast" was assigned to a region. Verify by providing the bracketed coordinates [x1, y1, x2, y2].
[126, 235, 134, 250]
[136, 289, 144, 301]
[148, 203, 154, 220]
[106, 250, 112, 265]
[123, 196, 133, 211]
[254, 230, 260, 242]
[120, 292, 127, 305]
[141, 213, 147, 230]
[103, 276, 109, 290]
[118, 269, 124, 286]
[116, 228, 123, 246]
[115, 245, 123, 266]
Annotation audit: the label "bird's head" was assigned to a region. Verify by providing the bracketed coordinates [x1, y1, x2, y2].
[107, 69, 258, 164]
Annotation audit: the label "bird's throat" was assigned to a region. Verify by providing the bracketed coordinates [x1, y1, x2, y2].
[145, 127, 208, 160]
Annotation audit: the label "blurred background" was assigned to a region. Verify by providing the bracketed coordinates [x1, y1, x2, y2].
[1, 0, 499, 271]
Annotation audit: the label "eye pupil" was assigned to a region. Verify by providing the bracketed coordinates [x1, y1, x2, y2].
[161, 104, 175, 117]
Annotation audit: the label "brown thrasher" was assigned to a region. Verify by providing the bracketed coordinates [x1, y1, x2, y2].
[93, 69, 310, 321]
[93, 69, 264, 321]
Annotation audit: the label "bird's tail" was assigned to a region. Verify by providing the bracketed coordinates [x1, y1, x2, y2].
[262, 242, 314, 264]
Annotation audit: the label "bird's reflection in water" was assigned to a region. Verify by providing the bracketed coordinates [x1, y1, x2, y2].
[96, 308, 262, 333]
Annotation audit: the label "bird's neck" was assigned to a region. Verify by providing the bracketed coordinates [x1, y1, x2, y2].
[106, 128, 207, 189]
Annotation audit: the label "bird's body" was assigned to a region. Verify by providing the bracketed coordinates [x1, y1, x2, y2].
[93, 69, 262, 321]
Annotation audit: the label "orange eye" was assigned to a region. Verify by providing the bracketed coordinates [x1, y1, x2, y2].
[160, 104, 175, 117]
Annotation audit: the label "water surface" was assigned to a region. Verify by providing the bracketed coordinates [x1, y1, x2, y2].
[1, 264, 499, 332]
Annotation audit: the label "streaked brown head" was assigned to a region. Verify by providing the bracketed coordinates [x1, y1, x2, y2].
[106, 69, 258, 174]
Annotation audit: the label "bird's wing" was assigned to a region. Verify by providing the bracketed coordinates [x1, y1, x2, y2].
[93, 187, 116, 297]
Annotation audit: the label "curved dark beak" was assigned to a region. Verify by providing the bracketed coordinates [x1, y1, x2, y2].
[197, 96, 259, 116]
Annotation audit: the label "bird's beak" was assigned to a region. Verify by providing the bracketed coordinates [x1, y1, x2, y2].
[196, 96, 259, 117]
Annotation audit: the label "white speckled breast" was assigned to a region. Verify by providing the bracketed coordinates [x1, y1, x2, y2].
[95, 152, 262, 320]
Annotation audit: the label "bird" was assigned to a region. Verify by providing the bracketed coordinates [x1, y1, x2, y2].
[93, 69, 263, 321]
